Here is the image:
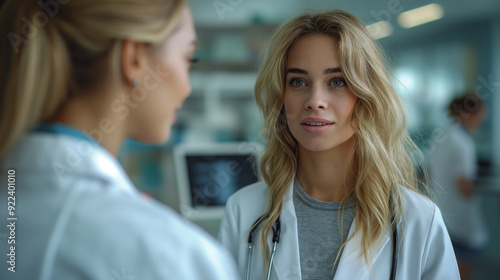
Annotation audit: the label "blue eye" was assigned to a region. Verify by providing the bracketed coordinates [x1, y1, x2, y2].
[290, 78, 305, 87]
[331, 78, 345, 87]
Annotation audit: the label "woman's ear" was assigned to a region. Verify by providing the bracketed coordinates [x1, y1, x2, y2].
[121, 40, 149, 86]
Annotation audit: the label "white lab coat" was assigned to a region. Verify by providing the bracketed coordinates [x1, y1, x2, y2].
[0, 132, 239, 280]
[219, 180, 460, 280]
[428, 124, 488, 249]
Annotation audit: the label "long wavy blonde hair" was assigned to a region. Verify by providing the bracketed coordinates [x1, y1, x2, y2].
[254, 10, 427, 267]
[0, 0, 186, 159]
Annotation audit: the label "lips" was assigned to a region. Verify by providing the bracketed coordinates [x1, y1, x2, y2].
[303, 122, 330, 126]
[301, 118, 334, 125]
[300, 118, 334, 134]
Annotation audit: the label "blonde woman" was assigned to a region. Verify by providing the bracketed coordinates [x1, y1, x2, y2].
[219, 10, 459, 280]
[0, 1, 237, 279]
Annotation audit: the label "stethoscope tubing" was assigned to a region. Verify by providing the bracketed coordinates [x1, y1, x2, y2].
[246, 243, 253, 280]
[246, 215, 280, 280]
[266, 241, 278, 280]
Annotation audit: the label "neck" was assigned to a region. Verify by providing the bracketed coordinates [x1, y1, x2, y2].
[50, 92, 127, 157]
[297, 137, 356, 202]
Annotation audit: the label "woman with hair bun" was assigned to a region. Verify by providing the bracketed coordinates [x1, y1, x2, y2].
[0, 0, 238, 279]
[219, 10, 459, 280]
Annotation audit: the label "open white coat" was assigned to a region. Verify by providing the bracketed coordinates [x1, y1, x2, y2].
[0, 132, 239, 280]
[219, 181, 460, 280]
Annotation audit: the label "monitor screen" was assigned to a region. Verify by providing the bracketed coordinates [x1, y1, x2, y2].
[186, 154, 259, 207]
[173, 142, 263, 220]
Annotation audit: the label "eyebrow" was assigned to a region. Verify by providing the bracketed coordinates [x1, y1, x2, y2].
[286, 67, 342, 75]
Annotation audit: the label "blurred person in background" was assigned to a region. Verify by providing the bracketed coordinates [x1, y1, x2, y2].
[0, 0, 238, 279]
[428, 93, 489, 280]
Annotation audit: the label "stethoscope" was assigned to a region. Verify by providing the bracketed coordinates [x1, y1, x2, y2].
[246, 215, 398, 280]
[246, 215, 281, 280]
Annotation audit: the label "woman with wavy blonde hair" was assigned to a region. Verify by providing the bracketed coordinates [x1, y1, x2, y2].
[219, 10, 458, 280]
[0, 1, 237, 279]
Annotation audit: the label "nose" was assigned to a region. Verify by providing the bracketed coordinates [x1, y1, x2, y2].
[304, 85, 328, 110]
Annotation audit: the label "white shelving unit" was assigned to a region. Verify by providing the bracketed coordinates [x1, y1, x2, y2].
[177, 71, 262, 144]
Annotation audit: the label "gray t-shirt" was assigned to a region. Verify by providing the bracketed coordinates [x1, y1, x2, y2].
[293, 179, 355, 280]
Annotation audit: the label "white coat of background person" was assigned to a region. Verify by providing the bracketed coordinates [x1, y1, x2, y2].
[0, 0, 238, 279]
[218, 10, 459, 280]
[428, 94, 489, 280]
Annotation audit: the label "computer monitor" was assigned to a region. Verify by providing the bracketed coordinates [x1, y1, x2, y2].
[172, 142, 263, 221]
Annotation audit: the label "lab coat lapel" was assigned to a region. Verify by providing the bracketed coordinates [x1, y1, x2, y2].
[333, 220, 391, 280]
[270, 181, 302, 280]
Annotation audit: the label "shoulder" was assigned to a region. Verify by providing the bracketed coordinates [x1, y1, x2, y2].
[228, 180, 269, 201]
[221, 180, 270, 233]
[219, 181, 270, 260]
[399, 186, 445, 239]
[3, 134, 238, 279]
[225, 180, 269, 215]
[429, 127, 462, 154]
[444, 125, 472, 149]
[400, 187, 436, 217]
[397, 188, 460, 277]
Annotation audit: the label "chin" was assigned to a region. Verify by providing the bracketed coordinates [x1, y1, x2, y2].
[299, 141, 333, 152]
[153, 132, 171, 144]
[133, 131, 171, 145]
[303, 145, 333, 153]
[299, 137, 354, 153]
